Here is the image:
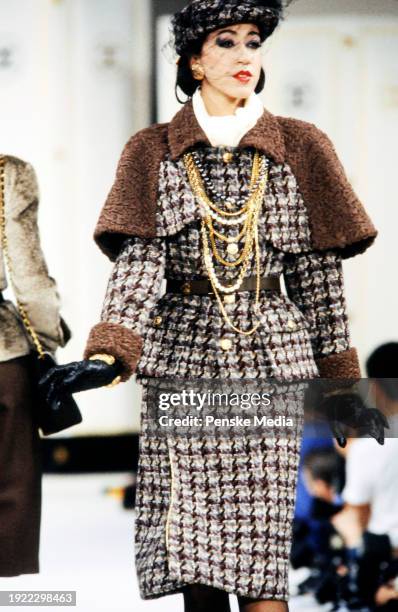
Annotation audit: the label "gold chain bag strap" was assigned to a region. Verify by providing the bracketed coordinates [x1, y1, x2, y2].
[0, 157, 46, 356]
[0, 156, 82, 435]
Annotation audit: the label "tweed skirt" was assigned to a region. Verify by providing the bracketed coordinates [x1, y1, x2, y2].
[134, 373, 306, 601]
[0, 356, 42, 577]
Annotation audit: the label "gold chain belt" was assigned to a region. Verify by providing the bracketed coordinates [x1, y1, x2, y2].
[165, 275, 281, 296]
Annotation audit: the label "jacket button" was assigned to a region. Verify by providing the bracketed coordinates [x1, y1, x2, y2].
[182, 282, 191, 295]
[287, 319, 296, 329]
[224, 293, 236, 304]
[220, 337, 232, 350]
[153, 316, 163, 326]
[223, 151, 233, 163]
[227, 242, 239, 255]
[53, 445, 70, 465]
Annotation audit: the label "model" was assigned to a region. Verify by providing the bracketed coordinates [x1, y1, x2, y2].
[40, 1, 386, 610]
[0, 155, 70, 576]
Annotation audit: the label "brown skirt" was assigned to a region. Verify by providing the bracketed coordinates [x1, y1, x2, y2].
[0, 355, 42, 576]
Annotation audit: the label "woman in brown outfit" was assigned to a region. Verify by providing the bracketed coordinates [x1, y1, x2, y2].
[40, 1, 388, 610]
[0, 155, 69, 576]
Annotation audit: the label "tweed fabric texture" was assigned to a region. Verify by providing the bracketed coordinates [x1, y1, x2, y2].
[171, 0, 283, 56]
[283, 251, 352, 359]
[315, 347, 361, 380]
[86, 143, 362, 601]
[134, 378, 305, 600]
[83, 238, 165, 379]
[100, 238, 166, 328]
[92, 99, 378, 262]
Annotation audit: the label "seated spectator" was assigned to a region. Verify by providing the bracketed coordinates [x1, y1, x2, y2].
[291, 422, 335, 570]
[330, 343, 398, 607]
[366, 343, 398, 437]
[293, 447, 345, 596]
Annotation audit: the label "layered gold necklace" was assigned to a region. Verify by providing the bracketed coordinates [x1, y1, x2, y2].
[183, 150, 269, 335]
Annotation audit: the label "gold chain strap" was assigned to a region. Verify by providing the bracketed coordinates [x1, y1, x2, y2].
[181, 148, 270, 335]
[202, 215, 261, 336]
[183, 150, 261, 217]
[0, 156, 45, 359]
[184, 151, 267, 268]
[206, 169, 269, 268]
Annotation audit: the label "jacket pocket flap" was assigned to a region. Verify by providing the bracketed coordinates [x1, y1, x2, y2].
[256, 300, 310, 333]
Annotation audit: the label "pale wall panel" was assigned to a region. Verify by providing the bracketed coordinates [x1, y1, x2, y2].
[0, 0, 151, 435]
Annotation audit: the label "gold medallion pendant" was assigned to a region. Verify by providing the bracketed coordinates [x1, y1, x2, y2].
[183, 149, 270, 336]
[227, 242, 239, 255]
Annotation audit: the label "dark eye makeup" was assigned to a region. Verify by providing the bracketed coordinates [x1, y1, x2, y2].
[248, 40, 262, 49]
[216, 38, 233, 48]
[215, 37, 262, 49]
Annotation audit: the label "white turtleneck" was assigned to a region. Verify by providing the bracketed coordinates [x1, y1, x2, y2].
[192, 86, 264, 147]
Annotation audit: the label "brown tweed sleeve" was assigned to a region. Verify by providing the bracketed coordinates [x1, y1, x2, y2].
[283, 249, 361, 379]
[84, 236, 166, 381]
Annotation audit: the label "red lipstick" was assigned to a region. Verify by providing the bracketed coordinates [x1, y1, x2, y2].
[233, 70, 252, 83]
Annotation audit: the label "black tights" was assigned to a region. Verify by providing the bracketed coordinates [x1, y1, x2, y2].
[237, 595, 289, 611]
[182, 585, 230, 612]
[182, 584, 288, 612]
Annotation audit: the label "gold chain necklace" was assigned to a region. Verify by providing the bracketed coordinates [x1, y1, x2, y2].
[184, 150, 260, 217]
[200, 206, 263, 335]
[206, 170, 268, 268]
[184, 152, 267, 268]
[183, 150, 269, 335]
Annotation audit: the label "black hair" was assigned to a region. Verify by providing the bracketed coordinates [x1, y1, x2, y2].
[174, 38, 202, 103]
[303, 448, 344, 489]
[255, 0, 283, 10]
[174, 36, 266, 104]
[366, 342, 398, 401]
[171, 0, 287, 102]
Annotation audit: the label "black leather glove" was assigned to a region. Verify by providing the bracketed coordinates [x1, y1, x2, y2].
[39, 358, 124, 405]
[60, 316, 72, 344]
[328, 418, 349, 449]
[318, 392, 390, 448]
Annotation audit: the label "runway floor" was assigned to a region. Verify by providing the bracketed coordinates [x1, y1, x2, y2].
[0, 475, 330, 611]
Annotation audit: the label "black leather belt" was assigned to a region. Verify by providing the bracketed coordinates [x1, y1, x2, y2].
[0, 291, 4, 304]
[165, 275, 281, 295]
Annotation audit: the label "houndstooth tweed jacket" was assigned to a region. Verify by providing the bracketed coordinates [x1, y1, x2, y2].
[84, 101, 378, 382]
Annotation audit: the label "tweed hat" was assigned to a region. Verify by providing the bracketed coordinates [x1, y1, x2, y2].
[171, 0, 288, 56]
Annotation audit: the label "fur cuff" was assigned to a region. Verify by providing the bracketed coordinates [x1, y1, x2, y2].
[84, 322, 143, 382]
[315, 347, 361, 380]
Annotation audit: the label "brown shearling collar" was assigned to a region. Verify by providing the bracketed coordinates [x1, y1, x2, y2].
[167, 98, 286, 163]
[94, 98, 378, 264]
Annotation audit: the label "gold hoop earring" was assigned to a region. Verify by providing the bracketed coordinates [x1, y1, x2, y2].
[191, 63, 205, 81]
